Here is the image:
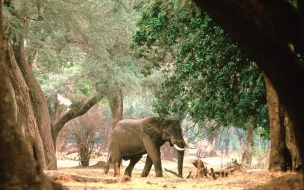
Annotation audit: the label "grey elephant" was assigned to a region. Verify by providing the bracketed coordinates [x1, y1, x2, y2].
[104, 116, 186, 177]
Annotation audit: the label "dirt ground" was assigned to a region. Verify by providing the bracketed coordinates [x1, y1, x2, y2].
[47, 156, 304, 190]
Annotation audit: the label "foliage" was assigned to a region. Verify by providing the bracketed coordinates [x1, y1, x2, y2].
[3, 0, 145, 105]
[123, 92, 155, 118]
[132, 0, 267, 129]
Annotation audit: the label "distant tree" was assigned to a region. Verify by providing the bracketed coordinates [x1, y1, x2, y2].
[68, 110, 101, 166]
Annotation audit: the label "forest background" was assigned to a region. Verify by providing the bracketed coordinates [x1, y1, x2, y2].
[1, 1, 304, 189]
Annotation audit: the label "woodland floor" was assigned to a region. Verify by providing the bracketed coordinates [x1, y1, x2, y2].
[46, 155, 304, 190]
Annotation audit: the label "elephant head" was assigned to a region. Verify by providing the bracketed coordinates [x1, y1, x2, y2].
[142, 117, 185, 177]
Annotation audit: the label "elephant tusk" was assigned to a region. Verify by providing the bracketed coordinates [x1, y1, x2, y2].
[174, 144, 185, 151]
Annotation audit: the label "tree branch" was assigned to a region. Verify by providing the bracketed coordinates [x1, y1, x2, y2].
[52, 94, 103, 139]
[164, 168, 180, 178]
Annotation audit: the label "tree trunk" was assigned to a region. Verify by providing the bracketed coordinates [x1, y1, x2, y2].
[241, 116, 254, 165]
[264, 73, 297, 171]
[208, 135, 217, 157]
[108, 86, 123, 129]
[6, 43, 47, 169]
[193, 0, 304, 173]
[264, 73, 286, 171]
[225, 129, 230, 156]
[57, 127, 69, 152]
[0, 6, 66, 187]
[48, 93, 62, 124]
[9, 36, 57, 169]
[282, 107, 302, 171]
[9, 36, 103, 168]
[235, 128, 245, 155]
[3, 1, 107, 171]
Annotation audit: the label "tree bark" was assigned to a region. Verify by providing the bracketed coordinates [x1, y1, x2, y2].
[48, 93, 62, 124]
[108, 86, 123, 129]
[264, 73, 287, 171]
[192, 0, 304, 172]
[0, 4, 66, 188]
[6, 43, 47, 169]
[264, 73, 300, 171]
[242, 116, 254, 166]
[282, 106, 302, 171]
[14, 43, 57, 170]
[2, 12, 57, 169]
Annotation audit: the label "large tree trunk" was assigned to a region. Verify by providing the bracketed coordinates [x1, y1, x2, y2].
[9, 35, 103, 168]
[10, 43, 56, 170]
[282, 106, 302, 171]
[264, 73, 286, 171]
[6, 43, 47, 169]
[264, 73, 301, 171]
[192, 0, 304, 173]
[0, 5, 66, 188]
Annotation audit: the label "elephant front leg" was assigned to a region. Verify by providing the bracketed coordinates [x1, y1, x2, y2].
[142, 138, 163, 177]
[124, 156, 142, 177]
[141, 155, 153, 177]
[144, 156, 162, 177]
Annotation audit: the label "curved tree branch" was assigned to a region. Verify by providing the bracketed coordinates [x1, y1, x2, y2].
[52, 93, 103, 141]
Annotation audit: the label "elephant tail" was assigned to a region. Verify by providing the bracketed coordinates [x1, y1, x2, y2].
[104, 148, 111, 174]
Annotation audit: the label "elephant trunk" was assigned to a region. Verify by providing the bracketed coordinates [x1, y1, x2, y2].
[172, 139, 185, 177]
[177, 148, 184, 177]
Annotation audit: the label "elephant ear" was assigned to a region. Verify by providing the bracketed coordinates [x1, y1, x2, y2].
[142, 116, 162, 142]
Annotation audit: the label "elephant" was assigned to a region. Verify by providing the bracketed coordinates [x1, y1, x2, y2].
[104, 116, 186, 177]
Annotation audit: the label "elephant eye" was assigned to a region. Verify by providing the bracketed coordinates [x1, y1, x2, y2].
[168, 130, 173, 134]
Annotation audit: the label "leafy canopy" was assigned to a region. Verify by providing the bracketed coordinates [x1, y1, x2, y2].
[3, 0, 145, 102]
[132, 0, 267, 128]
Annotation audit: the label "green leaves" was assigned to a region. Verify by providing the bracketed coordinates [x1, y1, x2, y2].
[132, 0, 267, 129]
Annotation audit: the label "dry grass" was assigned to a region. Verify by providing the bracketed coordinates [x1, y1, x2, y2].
[48, 157, 303, 190]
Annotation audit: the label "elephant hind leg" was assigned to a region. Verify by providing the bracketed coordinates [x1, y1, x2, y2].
[113, 154, 122, 177]
[104, 156, 111, 174]
[124, 156, 142, 177]
[141, 155, 153, 177]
